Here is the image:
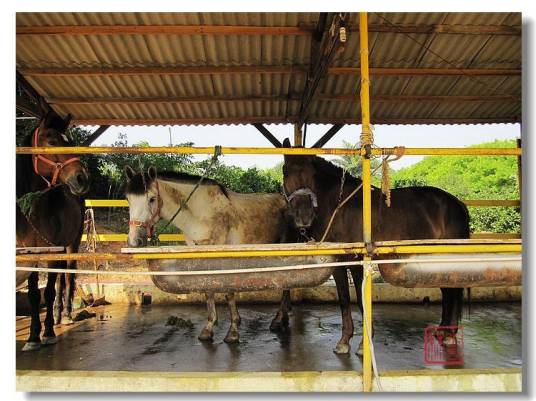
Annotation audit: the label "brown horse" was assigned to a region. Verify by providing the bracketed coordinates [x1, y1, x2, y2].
[16, 112, 89, 351]
[282, 138, 468, 355]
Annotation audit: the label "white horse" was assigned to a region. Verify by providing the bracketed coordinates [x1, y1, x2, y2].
[124, 166, 293, 343]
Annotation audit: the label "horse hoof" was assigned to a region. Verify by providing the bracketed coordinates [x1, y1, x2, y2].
[198, 329, 214, 342]
[224, 333, 240, 344]
[42, 336, 58, 345]
[61, 316, 74, 326]
[356, 341, 364, 356]
[334, 342, 350, 354]
[22, 342, 41, 352]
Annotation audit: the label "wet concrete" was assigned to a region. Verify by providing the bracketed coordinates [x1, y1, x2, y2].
[16, 302, 521, 373]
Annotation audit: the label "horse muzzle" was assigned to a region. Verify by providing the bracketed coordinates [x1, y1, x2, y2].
[65, 171, 90, 196]
[127, 226, 148, 247]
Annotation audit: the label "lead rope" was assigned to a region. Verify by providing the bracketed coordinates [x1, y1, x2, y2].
[319, 162, 383, 243]
[362, 261, 383, 391]
[151, 146, 222, 245]
[380, 146, 405, 207]
[84, 207, 100, 293]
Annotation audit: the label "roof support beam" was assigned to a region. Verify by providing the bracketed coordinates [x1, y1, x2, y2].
[311, 124, 344, 148]
[82, 125, 111, 146]
[71, 117, 520, 126]
[16, 70, 51, 116]
[16, 23, 520, 36]
[298, 13, 348, 127]
[46, 94, 519, 105]
[20, 66, 521, 77]
[252, 124, 282, 148]
[16, 94, 42, 118]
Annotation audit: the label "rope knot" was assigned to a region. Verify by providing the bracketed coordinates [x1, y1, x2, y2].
[381, 146, 405, 207]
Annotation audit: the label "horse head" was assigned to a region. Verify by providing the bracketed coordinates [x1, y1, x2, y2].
[33, 112, 90, 196]
[282, 138, 318, 230]
[124, 165, 161, 247]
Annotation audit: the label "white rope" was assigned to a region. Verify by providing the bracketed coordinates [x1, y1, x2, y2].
[362, 261, 383, 391]
[15, 256, 521, 276]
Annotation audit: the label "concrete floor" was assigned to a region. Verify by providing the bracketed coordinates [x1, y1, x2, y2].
[16, 302, 521, 373]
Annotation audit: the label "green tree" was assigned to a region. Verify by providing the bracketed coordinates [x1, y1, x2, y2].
[391, 139, 521, 234]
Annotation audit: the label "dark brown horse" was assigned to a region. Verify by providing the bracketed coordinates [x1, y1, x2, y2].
[281, 138, 469, 355]
[16, 112, 89, 351]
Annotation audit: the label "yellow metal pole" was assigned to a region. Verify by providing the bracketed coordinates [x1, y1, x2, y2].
[359, 11, 373, 393]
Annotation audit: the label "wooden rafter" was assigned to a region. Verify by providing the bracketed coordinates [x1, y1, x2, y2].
[311, 124, 344, 148]
[46, 94, 519, 105]
[16, 23, 520, 36]
[16, 70, 50, 115]
[298, 13, 348, 126]
[82, 125, 111, 146]
[71, 117, 520, 126]
[20, 66, 521, 77]
[16, 94, 41, 118]
[252, 124, 282, 148]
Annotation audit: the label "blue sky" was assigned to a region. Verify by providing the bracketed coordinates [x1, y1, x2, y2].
[89, 123, 521, 171]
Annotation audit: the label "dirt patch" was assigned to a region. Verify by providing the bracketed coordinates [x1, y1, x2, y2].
[165, 315, 194, 329]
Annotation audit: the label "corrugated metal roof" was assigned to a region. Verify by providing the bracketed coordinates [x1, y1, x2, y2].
[16, 12, 522, 126]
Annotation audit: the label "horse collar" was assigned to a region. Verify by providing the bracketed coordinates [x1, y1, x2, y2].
[32, 127, 80, 187]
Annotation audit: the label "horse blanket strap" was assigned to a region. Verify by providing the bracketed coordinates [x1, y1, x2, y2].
[32, 127, 80, 187]
[129, 179, 162, 239]
[286, 188, 318, 208]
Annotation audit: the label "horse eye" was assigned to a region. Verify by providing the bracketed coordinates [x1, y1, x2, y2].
[149, 197, 156, 204]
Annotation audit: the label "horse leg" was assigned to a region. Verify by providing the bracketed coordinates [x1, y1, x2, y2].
[42, 270, 59, 345]
[53, 273, 64, 325]
[62, 243, 80, 324]
[224, 292, 240, 344]
[350, 268, 373, 356]
[270, 290, 291, 332]
[198, 292, 218, 341]
[22, 272, 42, 351]
[439, 288, 463, 345]
[333, 268, 354, 354]
[60, 270, 75, 325]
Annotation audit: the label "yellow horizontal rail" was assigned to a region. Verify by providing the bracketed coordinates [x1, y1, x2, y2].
[470, 233, 521, 239]
[374, 244, 521, 254]
[16, 146, 522, 156]
[81, 233, 185, 242]
[85, 199, 129, 207]
[15, 243, 522, 263]
[463, 199, 521, 207]
[85, 199, 521, 209]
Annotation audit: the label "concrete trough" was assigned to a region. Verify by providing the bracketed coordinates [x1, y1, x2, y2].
[379, 253, 522, 288]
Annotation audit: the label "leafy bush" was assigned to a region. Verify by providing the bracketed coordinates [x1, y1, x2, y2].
[392, 139, 521, 234]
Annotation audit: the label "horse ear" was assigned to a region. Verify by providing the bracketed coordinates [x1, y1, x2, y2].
[63, 113, 72, 130]
[147, 166, 157, 181]
[124, 165, 136, 181]
[282, 138, 291, 148]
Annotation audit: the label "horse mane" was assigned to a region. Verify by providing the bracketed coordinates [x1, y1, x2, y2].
[16, 131, 46, 199]
[311, 156, 362, 188]
[125, 170, 229, 197]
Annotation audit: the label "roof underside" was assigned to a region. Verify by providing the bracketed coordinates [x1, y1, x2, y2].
[16, 12, 522, 126]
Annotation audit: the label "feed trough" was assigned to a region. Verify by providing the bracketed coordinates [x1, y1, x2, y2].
[378, 252, 522, 288]
[122, 244, 343, 293]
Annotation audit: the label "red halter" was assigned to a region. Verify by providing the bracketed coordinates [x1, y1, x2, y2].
[32, 127, 80, 187]
[129, 180, 162, 238]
